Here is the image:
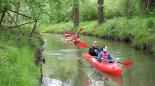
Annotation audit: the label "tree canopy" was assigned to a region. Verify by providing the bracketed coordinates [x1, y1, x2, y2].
[0, 0, 155, 24]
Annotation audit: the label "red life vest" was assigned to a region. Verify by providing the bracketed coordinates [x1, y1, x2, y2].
[73, 38, 80, 44]
[102, 52, 109, 60]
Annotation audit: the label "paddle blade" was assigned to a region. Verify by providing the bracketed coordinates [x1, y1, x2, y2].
[79, 28, 83, 32]
[79, 41, 88, 48]
[82, 31, 87, 35]
[122, 61, 133, 68]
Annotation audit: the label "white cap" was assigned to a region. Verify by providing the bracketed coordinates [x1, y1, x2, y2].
[103, 48, 107, 52]
[103, 46, 108, 52]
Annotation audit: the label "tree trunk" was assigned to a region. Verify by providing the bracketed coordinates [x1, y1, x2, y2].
[140, 0, 149, 14]
[72, 0, 79, 27]
[97, 0, 104, 25]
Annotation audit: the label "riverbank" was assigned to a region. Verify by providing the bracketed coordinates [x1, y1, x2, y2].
[39, 16, 155, 56]
[0, 30, 42, 86]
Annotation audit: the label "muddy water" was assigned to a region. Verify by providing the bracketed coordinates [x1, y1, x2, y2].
[42, 33, 155, 86]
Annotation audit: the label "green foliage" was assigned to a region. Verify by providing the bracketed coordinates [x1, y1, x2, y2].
[104, 0, 122, 18]
[120, 0, 141, 16]
[0, 31, 40, 86]
[45, 0, 72, 23]
[132, 33, 150, 48]
[150, 34, 155, 55]
[79, 20, 97, 34]
[80, 0, 97, 21]
[39, 22, 74, 33]
[145, 19, 155, 28]
[1, 0, 155, 23]
[27, 0, 46, 19]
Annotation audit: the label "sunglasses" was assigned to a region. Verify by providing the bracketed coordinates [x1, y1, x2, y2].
[93, 43, 97, 44]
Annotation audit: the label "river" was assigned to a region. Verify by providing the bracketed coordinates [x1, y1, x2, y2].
[41, 33, 155, 86]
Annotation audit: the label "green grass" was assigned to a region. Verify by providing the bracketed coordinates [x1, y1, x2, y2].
[0, 31, 40, 86]
[39, 22, 74, 33]
[39, 16, 155, 55]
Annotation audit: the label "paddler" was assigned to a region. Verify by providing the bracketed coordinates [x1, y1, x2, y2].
[98, 46, 114, 63]
[89, 41, 100, 57]
[72, 33, 80, 44]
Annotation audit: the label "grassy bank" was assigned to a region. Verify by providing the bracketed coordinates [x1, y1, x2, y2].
[95, 17, 155, 54]
[39, 16, 155, 56]
[0, 31, 41, 86]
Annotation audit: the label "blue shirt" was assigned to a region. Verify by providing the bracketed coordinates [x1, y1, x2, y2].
[98, 52, 113, 62]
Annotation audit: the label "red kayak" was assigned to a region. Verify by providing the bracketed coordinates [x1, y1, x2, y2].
[65, 39, 80, 44]
[82, 53, 122, 76]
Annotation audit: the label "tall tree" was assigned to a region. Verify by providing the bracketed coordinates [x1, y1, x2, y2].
[72, 0, 79, 26]
[97, 0, 104, 25]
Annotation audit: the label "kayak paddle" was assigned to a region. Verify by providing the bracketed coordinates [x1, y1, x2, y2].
[82, 31, 87, 35]
[89, 71, 96, 80]
[79, 41, 88, 48]
[79, 28, 87, 35]
[118, 61, 133, 68]
[79, 28, 83, 32]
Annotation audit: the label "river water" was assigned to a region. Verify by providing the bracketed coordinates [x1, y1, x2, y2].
[41, 33, 155, 86]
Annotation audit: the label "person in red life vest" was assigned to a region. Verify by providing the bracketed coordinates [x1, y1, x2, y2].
[98, 46, 114, 63]
[72, 33, 80, 44]
[65, 32, 78, 43]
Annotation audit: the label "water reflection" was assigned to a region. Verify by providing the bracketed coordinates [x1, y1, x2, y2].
[93, 69, 122, 86]
[42, 77, 71, 86]
[73, 45, 89, 86]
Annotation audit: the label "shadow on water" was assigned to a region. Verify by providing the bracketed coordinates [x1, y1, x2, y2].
[42, 34, 155, 86]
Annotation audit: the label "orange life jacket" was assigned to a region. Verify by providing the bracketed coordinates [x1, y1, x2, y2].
[102, 52, 109, 60]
